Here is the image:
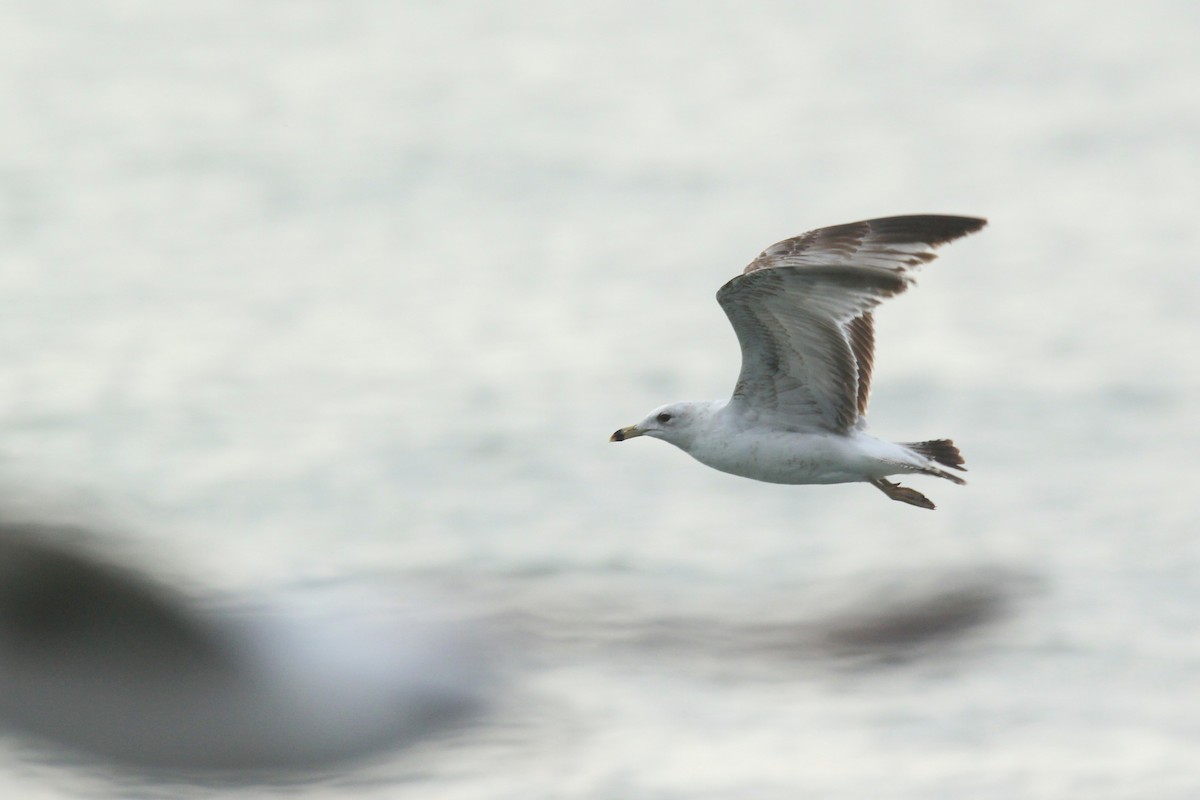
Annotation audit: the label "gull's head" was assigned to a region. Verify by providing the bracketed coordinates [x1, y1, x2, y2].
[610, 402, 703, 449]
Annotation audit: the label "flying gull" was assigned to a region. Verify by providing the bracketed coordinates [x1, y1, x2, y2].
[610, 214, 986, 510]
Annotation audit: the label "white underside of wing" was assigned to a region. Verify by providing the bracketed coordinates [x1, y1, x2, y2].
[720, 267, 908, 433]
[716, 215, 986, 435]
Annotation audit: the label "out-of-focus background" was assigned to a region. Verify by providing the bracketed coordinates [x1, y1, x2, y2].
[1, 1, 1198, 797]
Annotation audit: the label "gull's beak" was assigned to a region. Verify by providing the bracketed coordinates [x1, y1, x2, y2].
[610, 425, 644, 442]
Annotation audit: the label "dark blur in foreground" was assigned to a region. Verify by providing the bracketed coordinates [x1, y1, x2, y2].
[0, 517, 494, 775]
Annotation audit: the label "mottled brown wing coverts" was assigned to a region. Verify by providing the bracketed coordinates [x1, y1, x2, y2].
[717, 215, 986, 433]
[740, 215, 988, 276]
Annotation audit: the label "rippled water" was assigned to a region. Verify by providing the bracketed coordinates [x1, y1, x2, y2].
[1, 1, 1198, 797]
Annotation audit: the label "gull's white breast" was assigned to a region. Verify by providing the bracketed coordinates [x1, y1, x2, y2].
[684, 415, 921, 485]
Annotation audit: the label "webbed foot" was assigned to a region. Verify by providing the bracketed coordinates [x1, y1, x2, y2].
[870, 478, 936, 510]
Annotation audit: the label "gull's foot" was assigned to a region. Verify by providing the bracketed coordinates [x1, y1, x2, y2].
[870, 478, 936, 510]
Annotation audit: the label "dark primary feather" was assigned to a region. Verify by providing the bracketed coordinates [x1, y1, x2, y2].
[717, 215, 986, 433]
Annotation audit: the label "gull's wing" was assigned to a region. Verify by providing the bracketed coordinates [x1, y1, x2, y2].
[716, 215, 986, 433]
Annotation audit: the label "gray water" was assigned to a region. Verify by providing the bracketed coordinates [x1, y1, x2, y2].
[2, 1, 1199, 797]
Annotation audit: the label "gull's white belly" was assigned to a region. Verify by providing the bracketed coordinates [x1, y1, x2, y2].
[685, 429, 908, 485]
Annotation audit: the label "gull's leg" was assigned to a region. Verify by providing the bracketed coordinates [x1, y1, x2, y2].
[870, 478, 936, 510]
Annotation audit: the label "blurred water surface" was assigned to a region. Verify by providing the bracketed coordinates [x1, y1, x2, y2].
[1, 0, 1198, 797]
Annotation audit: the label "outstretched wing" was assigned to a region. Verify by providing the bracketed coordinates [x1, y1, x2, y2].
[716, 215, 986, 433]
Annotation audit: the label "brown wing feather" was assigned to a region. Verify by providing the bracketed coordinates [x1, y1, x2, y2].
[846, 312, 875, 417]
[745, 215, 987, 275]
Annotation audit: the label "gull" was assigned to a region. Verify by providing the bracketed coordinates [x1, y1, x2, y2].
[610, 214, 986, 510]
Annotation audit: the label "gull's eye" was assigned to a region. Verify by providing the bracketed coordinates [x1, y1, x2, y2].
[656, 412, 673, 424]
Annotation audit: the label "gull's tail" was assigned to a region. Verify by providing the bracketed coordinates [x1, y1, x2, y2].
[904, 439, 967, 483]
[870, 439, 967, 510]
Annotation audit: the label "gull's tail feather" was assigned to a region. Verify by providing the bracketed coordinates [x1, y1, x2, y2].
[904, 439, 966, 483]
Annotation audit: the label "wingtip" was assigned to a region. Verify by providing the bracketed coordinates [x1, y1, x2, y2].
[868, 214, 988, 246]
